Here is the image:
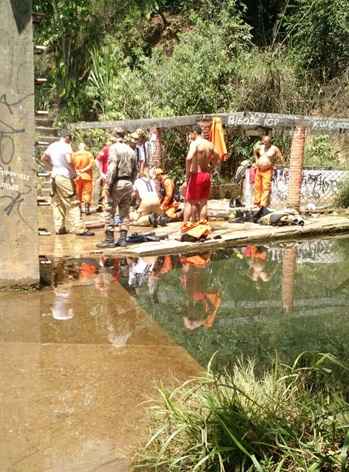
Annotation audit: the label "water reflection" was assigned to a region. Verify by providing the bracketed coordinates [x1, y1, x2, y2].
[46, 240, 348, 325]
[180, 253, 221, 330]
[282, 246, 297, 313]
[51, 287, 75, 320]
[243, 245, 273, 286]
[42, 238, 349, 367]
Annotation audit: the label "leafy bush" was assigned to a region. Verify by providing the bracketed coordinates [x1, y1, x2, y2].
[87, 9, 251, 121]
[304, 135, 341, 169]
[86, 19, 309, 122]
[135, 354, 349, 471]
[229, 47, 310, 114]
[285, 0, 349, 81]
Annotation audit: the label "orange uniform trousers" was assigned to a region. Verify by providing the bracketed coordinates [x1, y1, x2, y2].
[75, 178, 93, 204]
[254, 168, 273, 208]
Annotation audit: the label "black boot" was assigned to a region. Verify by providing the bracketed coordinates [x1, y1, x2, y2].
[148, 213, 158, 228]
[116, 229, 128, 247]
[158, 215, 168, 226]
[96, 230, 115, 248]
[85, 203, 91, 215]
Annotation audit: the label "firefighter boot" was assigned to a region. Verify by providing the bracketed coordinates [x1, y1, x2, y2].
[116, 229, 128, 248]
[96, 230, 115, 248]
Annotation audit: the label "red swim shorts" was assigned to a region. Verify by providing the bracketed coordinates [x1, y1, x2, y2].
[186, 172, 211, 202]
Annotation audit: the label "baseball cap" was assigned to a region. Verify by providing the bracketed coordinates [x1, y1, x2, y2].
[135, 128, 147, 139]
[125, 132, 138, 145]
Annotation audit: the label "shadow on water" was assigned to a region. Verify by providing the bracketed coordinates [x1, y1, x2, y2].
[41, 237, 349, 377]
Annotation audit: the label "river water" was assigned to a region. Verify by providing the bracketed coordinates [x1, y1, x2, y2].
[132, 237, 349, 372]
[1, 236, 349, 470]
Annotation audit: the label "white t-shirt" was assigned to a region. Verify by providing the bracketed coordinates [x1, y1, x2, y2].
[45, 139, 73, 178]
[134, 177, 158, 200]
[136, 142, 150, 164]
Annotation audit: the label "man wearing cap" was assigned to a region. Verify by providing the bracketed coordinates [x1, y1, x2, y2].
[134, 128, 150, 175]
[97, 128, 137, 248]
[41, 133, 94, 236]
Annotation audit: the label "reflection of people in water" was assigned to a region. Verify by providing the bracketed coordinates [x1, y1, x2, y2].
[51, 287, 75, 320]
[127, 256, 157, 289]
[148, 255, 174, 301]
[180, 253, 221, 330]
[94, 259, 136, 347]
[243, 245, 272, 285]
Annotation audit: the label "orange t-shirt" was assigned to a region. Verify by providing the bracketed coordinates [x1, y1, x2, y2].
[72, 151, 94, 180]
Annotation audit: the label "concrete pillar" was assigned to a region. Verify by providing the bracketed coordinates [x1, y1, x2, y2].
[287, 127, 306, 210]
[0, 0, 39, 288]
[282, 246, 297, 313]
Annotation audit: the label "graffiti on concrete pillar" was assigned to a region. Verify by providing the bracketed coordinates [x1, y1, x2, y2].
[0, 93, 34, 230]
[272, 168, 349, 206]
[243, 167, 349, 207]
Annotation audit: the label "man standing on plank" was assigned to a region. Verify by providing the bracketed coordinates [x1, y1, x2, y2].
[72, 143, 94, 215]
[183, 125, 219, 225]
[97, 128, 138, 248]
[253, 135, 283, 208]
[134, 128, 150, 176]
[95, 137, 112, 212]
[41, 133, 94, 237]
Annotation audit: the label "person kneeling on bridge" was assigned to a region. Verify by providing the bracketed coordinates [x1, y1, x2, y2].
[154, 168, 183, 222]
[97, 128, 138, 249]
[131, 168, 167, 227]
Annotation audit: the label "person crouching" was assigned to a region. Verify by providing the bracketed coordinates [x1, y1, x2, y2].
[154, 168, 183, 222]
[131, 167, 165, 226]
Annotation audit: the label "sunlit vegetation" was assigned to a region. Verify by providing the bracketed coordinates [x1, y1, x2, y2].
[135, 354, 349, 471]
[33, 0, 349, 123]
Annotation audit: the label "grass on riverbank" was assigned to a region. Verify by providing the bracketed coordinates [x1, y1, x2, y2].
[134, 353, 349, 471]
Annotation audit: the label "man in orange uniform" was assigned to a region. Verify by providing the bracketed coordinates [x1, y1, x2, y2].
[72, 143, 94, 215]
[154, 168, 183, 221]
[253, 135, 283, 208]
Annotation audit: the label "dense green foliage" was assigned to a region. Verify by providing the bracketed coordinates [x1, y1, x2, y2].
[34, 0, 349, 123]
[135, 354, 349, 471]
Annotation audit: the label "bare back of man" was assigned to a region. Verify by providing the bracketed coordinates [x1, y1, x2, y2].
[184, 136, 217, 223]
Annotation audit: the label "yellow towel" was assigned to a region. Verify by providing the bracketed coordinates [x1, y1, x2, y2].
[211, 117, 228, 161]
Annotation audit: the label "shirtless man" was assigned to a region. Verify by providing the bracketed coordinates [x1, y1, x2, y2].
[183, 125, 218, 224]
[253, 135, 283, 208]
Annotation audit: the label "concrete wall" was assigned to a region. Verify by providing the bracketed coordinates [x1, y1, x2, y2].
[0, 0, 39, 288]
[243, 167, 349, 208]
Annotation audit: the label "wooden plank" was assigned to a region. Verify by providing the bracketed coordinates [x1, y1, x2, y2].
[99, 217, 349, 257]
[70, 113, 210, 131]
[70, 111, 349, 133]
